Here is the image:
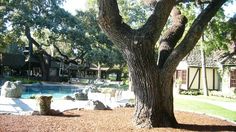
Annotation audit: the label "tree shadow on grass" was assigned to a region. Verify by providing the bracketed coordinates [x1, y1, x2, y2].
[177, 123, 236, 131]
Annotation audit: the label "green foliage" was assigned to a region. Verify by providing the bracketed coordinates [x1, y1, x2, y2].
[0, 0, 82, 58]
[117, 0, 151, 29]
[179, 89, 203, 96]
[179, 3, 233, 54]
[204, 8, 231, 54]
[74, 10, 126, 68]
[6, 76, 39, 84]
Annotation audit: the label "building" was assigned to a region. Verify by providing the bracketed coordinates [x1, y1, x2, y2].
[0, 53, 25, 76]
[174, 48, 236, 95]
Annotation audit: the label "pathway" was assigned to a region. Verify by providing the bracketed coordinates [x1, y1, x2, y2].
[176, 95, 236, 111]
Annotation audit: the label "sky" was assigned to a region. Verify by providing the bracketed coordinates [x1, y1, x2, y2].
[63, 0, 87, 15]
[63, 0, 236, 17]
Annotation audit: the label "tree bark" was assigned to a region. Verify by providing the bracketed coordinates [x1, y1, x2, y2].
[125, 47, 176, 127]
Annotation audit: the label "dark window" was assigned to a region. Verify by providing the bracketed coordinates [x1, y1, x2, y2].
[230, 70, 236, 87]
[176, 70, 187, 84]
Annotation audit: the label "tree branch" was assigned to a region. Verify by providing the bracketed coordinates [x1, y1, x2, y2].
[157, 7, 187, 68]
[25, 26, 80, 65]
[53, 44, 69, 60]
[139, 0, 175, 43]
[25, 26, 50, 57]
[162, 0, 227, 74]
[97, 0, 133, 48]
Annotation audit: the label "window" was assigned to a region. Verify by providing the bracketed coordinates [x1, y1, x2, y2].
[176, 70, 187, 84]
[230, 70, 236, 87]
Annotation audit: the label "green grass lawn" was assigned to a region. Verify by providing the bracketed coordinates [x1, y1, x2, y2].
[174, 97, 236, 122]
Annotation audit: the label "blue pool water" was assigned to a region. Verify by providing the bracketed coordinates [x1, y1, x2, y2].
[22, 84, 83, 99]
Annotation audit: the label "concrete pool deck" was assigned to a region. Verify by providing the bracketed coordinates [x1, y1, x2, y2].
[0, 92, 133, 115]
[0, 97, 89, 115]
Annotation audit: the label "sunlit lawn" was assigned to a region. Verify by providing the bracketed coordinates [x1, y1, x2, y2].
[174, 96, 236, 122]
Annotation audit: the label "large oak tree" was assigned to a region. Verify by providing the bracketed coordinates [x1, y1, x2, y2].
[97, 0, 227, 128]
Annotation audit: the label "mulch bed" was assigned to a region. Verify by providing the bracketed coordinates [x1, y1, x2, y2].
[0, 108, 235, 132]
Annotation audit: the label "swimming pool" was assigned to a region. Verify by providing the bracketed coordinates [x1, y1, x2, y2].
[22, 84, 83, 99]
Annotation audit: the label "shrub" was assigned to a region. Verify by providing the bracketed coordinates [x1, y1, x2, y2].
[30, 95, 36, 99]
[179, 89, 202, 96]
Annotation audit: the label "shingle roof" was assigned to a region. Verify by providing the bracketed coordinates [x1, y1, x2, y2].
[183, 46, 236, 67]
[183, 48, 218, 67]
[218, 52, 236, 65]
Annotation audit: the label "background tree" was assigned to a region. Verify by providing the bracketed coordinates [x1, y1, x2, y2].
[97, 0, 227, 128]
[1, 0, 82, 80]
[74, 8, 126, 79]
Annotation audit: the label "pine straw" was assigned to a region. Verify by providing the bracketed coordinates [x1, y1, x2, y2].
[0, 108, 235, 132]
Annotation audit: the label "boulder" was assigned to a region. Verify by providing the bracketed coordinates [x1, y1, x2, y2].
[74, 92, 88, 100]
[63, 95, 75, 101]
[1, 81, 23, 98]
[85, 100, 109, 110]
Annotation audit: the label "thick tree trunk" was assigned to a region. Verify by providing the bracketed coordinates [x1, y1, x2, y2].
[124, 45, 177, 128]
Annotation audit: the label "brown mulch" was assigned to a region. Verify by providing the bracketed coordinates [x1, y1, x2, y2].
[0, 108, 235, 132]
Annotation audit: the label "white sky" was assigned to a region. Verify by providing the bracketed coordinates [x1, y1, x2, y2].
[63, 0, 236, 17]
[63, 0, 87, 15]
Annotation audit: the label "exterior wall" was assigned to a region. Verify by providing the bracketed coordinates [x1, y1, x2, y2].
[188, 67, 218, 90]
[221, 66, 236, 95]
[175, 61, 219, 90]
[187, 68, 199, 89]
[176, 61, 188, 70]
[175, 62, 188, 90]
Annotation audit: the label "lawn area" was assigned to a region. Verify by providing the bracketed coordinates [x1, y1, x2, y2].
[174, 96, 236, 122]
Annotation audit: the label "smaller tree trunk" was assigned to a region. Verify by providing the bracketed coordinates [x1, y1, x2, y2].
[39, 53, 51, 81]
[97, 62, 102, 80]
[116, 71, 122, 81]
[201, 36, 209, 96]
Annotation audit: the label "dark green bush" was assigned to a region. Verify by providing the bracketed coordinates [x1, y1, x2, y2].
[179, 89, 202, 96]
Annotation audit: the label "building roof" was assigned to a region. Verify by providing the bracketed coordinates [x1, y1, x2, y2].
[218, 52, 236, 66]
[183, 48, 218, 67]
[183, 47, 236, 67]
